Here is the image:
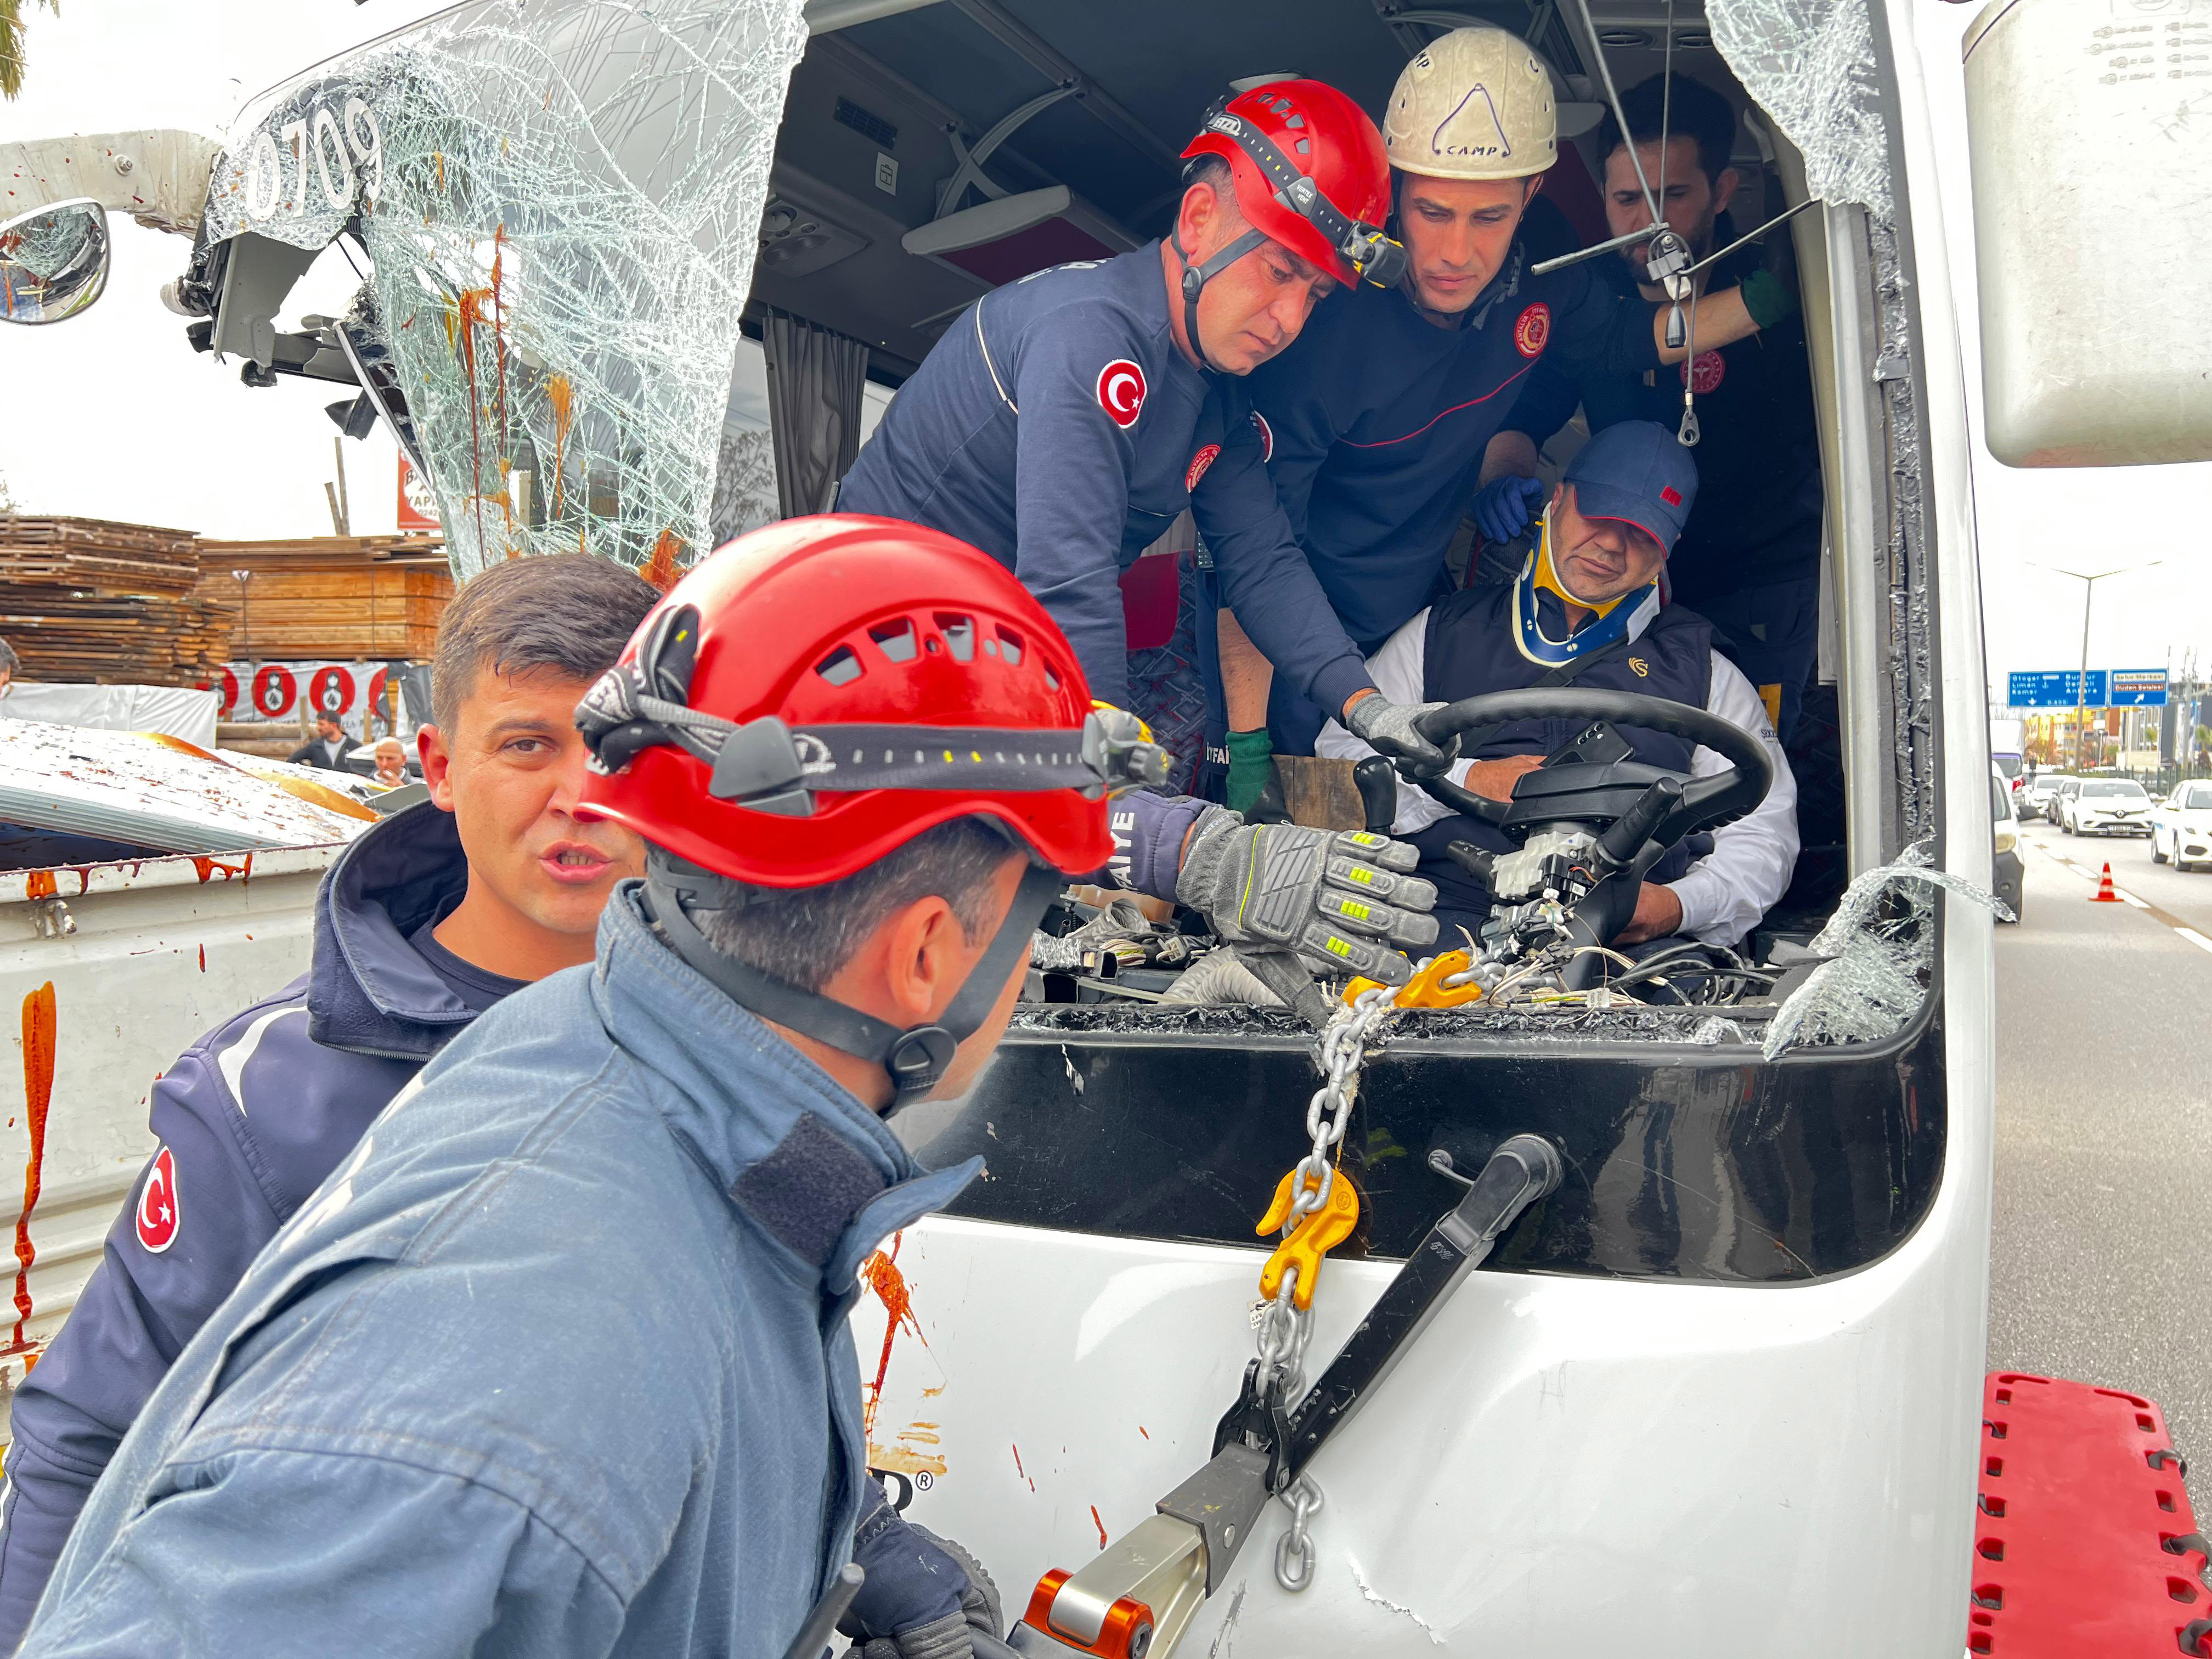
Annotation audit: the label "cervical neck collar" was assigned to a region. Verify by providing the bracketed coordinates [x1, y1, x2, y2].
[1513, 509, 1664, 670]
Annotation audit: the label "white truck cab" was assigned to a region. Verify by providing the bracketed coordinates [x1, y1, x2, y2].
[3, 1, 2207, 1654]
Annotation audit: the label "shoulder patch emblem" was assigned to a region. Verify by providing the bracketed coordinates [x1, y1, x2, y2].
[1097, 359, 1147, 428]
[1681, 349, 1726, 394]
[1629, 656, 1650, 678]
[136, 1146, 180, 1254]
[1184, 443, 1222, 492]
[1513, 302, 1551, 359]
[1250, 409, 1274, 463]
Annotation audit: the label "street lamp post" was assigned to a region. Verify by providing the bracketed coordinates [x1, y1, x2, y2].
[2045, 562, 2162, 772]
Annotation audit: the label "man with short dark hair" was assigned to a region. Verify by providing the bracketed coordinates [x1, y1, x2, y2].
[839, 80, 1459, 777]
[18, 518, 1434, 1658]
[1212, 26, 1797, 803]
[287, 709, 351, 770]
[0, 551, 660, 1647]
[1497, 71, 1826, 742]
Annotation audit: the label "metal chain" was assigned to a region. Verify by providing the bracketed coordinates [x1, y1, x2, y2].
[1256, 982, 1400, 1591]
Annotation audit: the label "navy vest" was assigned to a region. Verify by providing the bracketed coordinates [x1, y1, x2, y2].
[1409, 584, 1716, 927]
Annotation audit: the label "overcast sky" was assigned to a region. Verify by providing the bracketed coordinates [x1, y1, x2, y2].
[1, 1, 2205, 693]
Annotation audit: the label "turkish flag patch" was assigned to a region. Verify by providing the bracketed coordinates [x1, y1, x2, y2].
[1680, 349, 1726, 394]
[1097, 359, 1147, 428]
[136, 1146, 180, 1254]
[1184, 443, 1222, 492]
[1513, 302, 1551, 359]
[1250, 409, 1274, 462]
[1661, 485, 1683, 506]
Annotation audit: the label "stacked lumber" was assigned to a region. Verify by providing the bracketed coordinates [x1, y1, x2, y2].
[0, 517, 201, 596]
[0, 517, 234, 684]
[195, 534, 452, 662]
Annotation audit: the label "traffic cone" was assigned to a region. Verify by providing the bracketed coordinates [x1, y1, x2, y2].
[2092, 863, 2121, 902]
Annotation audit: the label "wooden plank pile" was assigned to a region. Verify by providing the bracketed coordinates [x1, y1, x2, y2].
[195, 534, 453, 662]
[0, 517, 236, 684]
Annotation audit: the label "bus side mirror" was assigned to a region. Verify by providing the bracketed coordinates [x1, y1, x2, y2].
[1961, 0, 2212, 468]
[0, 201, 112, 326]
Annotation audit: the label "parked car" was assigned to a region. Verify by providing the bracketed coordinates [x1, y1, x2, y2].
[2152, 780, 2212, 872]
[1991, 765, 2022, 922]
[2048, 776, 2081, 829]
[2062, 777, 2154, 837]
[2017, 772, 2063, 821]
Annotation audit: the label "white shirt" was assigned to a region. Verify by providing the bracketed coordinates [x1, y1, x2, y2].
[1314, 605, 1801, 948]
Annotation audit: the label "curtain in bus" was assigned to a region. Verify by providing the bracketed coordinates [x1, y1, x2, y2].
[762, 310, 868, 519]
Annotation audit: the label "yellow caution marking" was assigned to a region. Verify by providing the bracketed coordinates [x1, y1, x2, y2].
[1324, 936, 1352, 958]
[1338, 899, 1372, 922]
[1346, 866, 1374, 885]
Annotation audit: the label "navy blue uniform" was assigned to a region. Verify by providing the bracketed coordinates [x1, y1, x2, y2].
[838, 245, 1373, 716]
[1505, 234, 1824, 738]
[0, 800, 1010, 1647]
[1234, 238, 1667, 751]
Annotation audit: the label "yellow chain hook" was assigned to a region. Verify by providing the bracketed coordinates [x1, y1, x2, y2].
[1256, 1165, 1360, 1311]
[1344, 949, 1486, 1011]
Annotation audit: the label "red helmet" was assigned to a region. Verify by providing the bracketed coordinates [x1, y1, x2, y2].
[577, 515, 1155, 885]
[1180, 80, 1399, 290]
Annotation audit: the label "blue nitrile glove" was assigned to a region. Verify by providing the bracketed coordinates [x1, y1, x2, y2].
[1224, 729, 1275, 816]
[1472, 474, 1545, 544]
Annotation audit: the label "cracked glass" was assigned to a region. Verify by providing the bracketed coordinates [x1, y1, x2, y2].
[207, 0, 809, 579]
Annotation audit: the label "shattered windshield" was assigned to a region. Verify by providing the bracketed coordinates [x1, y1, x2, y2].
[206, 0, 808, 580]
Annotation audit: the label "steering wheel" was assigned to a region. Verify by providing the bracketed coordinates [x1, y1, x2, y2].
[1409, 687, 1773, 845]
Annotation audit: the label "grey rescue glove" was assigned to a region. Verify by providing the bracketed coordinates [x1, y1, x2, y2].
[1175, 806, 1440, 986]
[1344, 693, 1461, 778]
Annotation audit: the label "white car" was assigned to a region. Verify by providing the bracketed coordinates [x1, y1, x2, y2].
[2063, 777, 2154, 837]
[2019, 774, 2072, 822]
[2152, 780, 2212, 871]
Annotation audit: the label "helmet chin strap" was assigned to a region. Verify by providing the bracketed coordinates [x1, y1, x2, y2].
[641, 849, 1063, 1108]
[1171, 224, 1267, 374]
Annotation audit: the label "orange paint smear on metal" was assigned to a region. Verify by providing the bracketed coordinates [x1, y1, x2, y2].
[190, 854, 252, 884]
[8, 984, 57, 1355]
[198, 945, 206, 972]
[23, 871, 55, 901]
[1011, 1443, 1034, 1491]
[860, 1232, 923, 1438]
[1138, 1426, 1149, 1440]
[1090, 1505, 1108, 1550]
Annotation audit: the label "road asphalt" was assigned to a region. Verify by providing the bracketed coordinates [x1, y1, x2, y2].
[1989, 815, 2212, 1509]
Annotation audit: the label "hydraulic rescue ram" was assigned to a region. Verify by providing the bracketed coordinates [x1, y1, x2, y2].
[1011, 1133, 1562, 1659]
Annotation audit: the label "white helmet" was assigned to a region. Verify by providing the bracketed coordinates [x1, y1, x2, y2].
[1384, 26, 1558, 181]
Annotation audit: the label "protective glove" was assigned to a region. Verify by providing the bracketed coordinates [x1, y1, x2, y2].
[1223, 728, 1275, 816]
[844, 1515, 1015, 1659]
[1737, 265, 1799, 331]
[1175, 806, 1439, 986]
[1471, 473, 1545, 544]
[1344, 692, 1460, 778]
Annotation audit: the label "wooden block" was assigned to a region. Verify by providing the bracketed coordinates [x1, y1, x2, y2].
[1272, 755, 1368, 831]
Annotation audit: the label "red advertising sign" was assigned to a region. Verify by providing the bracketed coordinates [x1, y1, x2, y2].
[398, 454, 441, 532]
[251, 664, 298, 719]
[307, 664, 357, 716]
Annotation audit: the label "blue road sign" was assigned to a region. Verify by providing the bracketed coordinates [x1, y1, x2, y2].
[2109, 669, 2169, 707]
[2010, 670, 2106, 708]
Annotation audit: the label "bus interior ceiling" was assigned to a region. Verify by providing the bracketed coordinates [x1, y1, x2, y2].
[755, 0, 1857, 945]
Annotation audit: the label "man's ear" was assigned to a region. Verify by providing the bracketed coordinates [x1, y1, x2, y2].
[1524, 173, 1545, 203]
[1711, 166, 1740, 218]
[417, 724, 457, 812]
[877, 894, 969, 1025]
[1177, 177, 1221, 257]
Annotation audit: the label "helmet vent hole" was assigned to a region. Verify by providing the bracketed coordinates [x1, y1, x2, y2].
[937, 614, 977, 662]
[1296, 138, 1311, 155]
[997, 628, 1024, 667]
[868, 620, 918, 662]
[816, 646, 863, 686]
[1043, 662, 1060, 691]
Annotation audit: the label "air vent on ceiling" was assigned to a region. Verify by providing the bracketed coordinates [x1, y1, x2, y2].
[758, 196, 870, 280]
[1598, 29, 1651, 46]
[835, 96, 899, 149]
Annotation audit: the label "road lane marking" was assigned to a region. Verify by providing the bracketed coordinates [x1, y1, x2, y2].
[2025, 838, 2212, 957]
